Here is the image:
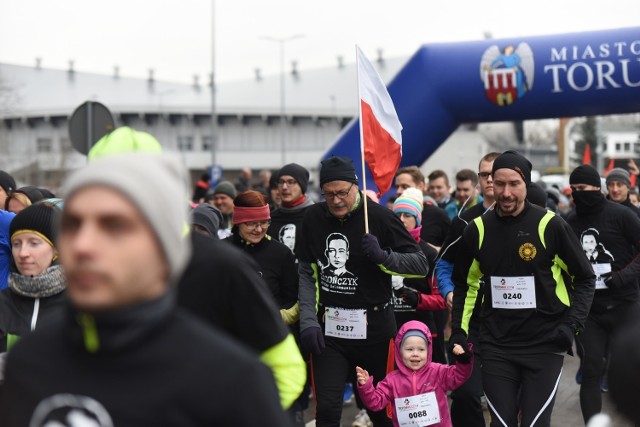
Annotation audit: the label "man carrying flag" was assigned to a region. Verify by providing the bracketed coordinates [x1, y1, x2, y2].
[297, 156, 429, 426]
[297, 50, 427, 426]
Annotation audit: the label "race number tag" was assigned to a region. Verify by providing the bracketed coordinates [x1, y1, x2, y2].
[324, 307, 367, 339]
[491, 276, 536, 309]
[592, 263, 612, 290]
[395, 392, 440, 426]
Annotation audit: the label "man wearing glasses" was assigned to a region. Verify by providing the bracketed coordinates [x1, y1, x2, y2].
[268, 163, 314, 258]
[298, 156, 429, 427]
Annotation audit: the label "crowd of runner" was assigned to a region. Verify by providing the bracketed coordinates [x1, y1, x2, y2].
[0, 126, 637, 427]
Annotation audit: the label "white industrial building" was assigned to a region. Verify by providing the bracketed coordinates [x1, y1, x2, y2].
[0, 56, 566, 192]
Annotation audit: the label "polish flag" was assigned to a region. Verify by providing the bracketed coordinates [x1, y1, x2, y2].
[357, 46, 403, 197]
[582, 144, 591, 165]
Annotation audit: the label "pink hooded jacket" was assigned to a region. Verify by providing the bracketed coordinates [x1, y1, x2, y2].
[357, 320, 473, 427]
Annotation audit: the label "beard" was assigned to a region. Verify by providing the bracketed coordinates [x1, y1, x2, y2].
[498, 196, 521, 215]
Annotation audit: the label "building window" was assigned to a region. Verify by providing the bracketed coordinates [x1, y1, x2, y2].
[202, 136, 212, 151]
[615, 143, 621, 152]
[36, 138, 52, 153]
[177, 136, 194, 151]
[60, 137, 73, 153]
[624, 142, 631, 152]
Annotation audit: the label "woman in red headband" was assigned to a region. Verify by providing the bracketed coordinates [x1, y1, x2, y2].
[226, 190, 300, 327]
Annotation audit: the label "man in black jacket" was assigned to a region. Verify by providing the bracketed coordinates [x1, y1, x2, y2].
[0, 154, 291, 427]
[565, 164, 640, 423]
[267, 163, 314, 258]
[451, 151, 595, 427]
[298, 156, 429, 427]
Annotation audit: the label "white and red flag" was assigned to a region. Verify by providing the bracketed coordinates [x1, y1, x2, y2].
[357, 46, 403, 197]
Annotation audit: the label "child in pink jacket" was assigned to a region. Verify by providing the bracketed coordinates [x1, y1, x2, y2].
[356, 320, 473, 427]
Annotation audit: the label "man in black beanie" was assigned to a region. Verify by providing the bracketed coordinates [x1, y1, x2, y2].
[565, 164, 640, 423]
[451, 150, 595, 427]
[267, 163, 314, 257]
[297, 156, 428, 427]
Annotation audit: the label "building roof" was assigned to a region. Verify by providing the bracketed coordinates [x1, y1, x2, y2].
[0, 57, 407, 119]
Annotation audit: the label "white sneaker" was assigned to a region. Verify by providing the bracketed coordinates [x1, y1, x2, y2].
[352, 409, 373, 427]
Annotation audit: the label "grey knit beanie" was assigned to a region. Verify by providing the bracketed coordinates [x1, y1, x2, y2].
[606, 168, 631, 188]
[63, 153, 191, 283]
[213, 180, 237, 199]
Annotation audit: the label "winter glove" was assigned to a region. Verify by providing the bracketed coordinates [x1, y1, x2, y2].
[553, 323, 576, 352]
[280, 302, 300, 325]
[361, 233, 388, 264]
[300, 326, 325, 356]
[449, 332, 470, 363]
[398, 287, 420, 308]
[599, 271, 619, 290]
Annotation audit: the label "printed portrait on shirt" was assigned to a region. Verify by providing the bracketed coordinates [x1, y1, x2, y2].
[278, 223, 296, 254]
[580, 228, 614, 263]
[317, 233, 358, 294]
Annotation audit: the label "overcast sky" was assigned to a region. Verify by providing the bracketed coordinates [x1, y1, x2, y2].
[1, 0, 639, 83]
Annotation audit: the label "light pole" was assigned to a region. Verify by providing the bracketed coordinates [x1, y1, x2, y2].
[261, 34, 304, 165]
[210, 0, 218, 168]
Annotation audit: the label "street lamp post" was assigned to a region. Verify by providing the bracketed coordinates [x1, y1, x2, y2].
[261, 34, 304, 166]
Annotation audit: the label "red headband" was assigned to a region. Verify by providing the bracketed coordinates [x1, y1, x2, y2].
[233, 205, 270, 225]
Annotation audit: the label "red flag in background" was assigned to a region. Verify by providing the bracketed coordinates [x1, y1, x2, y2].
[582, 144, 592, 165]
[603, 158, 615, 175]
[357, 46, 403, 197]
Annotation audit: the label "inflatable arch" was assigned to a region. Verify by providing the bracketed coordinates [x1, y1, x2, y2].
[323, 26, 640, 194]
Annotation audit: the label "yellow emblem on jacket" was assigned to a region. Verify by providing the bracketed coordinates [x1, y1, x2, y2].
[518, 243, 537, 261]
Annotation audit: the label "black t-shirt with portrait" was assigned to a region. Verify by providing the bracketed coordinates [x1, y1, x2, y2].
[299, 195, 422, 341]
[268, 204, 313, 260]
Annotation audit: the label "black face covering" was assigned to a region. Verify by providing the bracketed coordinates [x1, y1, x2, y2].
[572, 190, 605, 215]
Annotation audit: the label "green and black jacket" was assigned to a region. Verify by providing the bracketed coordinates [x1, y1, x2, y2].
[451, 202, 595, 351]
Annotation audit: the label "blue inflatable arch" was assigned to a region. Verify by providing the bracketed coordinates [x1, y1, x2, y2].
[323, 27, 640, 194]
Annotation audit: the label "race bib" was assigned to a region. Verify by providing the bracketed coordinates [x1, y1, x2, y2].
[592, 263, 611, 290]
[395, 392, 440, 426]
[491, 276, 536, 309]
[324, 307, 367, 339]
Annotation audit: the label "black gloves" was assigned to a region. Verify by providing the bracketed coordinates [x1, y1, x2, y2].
[398, 287, 420, 308]
[599, 271, 619, 289]
[553, 323, 576, 352]
[449, 333, 472, 364]
[361, 234, 388, 264]
[300, 327, 325, 356]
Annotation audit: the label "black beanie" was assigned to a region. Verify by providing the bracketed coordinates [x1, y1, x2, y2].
[0, 171, 16, 194]
[10, 203, 61, 248]
[320, 156, 358, 187]
[15, 186, 45, 204]
[526, 182, 547, 208]
[491, 150, 532, 185]
[570, 165, 601, 188]
[278, 163, 310, 194]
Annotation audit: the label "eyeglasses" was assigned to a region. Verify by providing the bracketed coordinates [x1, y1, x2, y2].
[478, 172, 492, 179]
[277, 179, 298, 187]
[242, 220, 271, 230]
[321, 183, 354, 200]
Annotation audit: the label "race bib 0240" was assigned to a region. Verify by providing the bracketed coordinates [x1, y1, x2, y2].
[490, 276, 536, 309]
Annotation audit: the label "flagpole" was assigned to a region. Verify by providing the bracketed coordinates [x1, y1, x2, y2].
[356, 45, 370, 234]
